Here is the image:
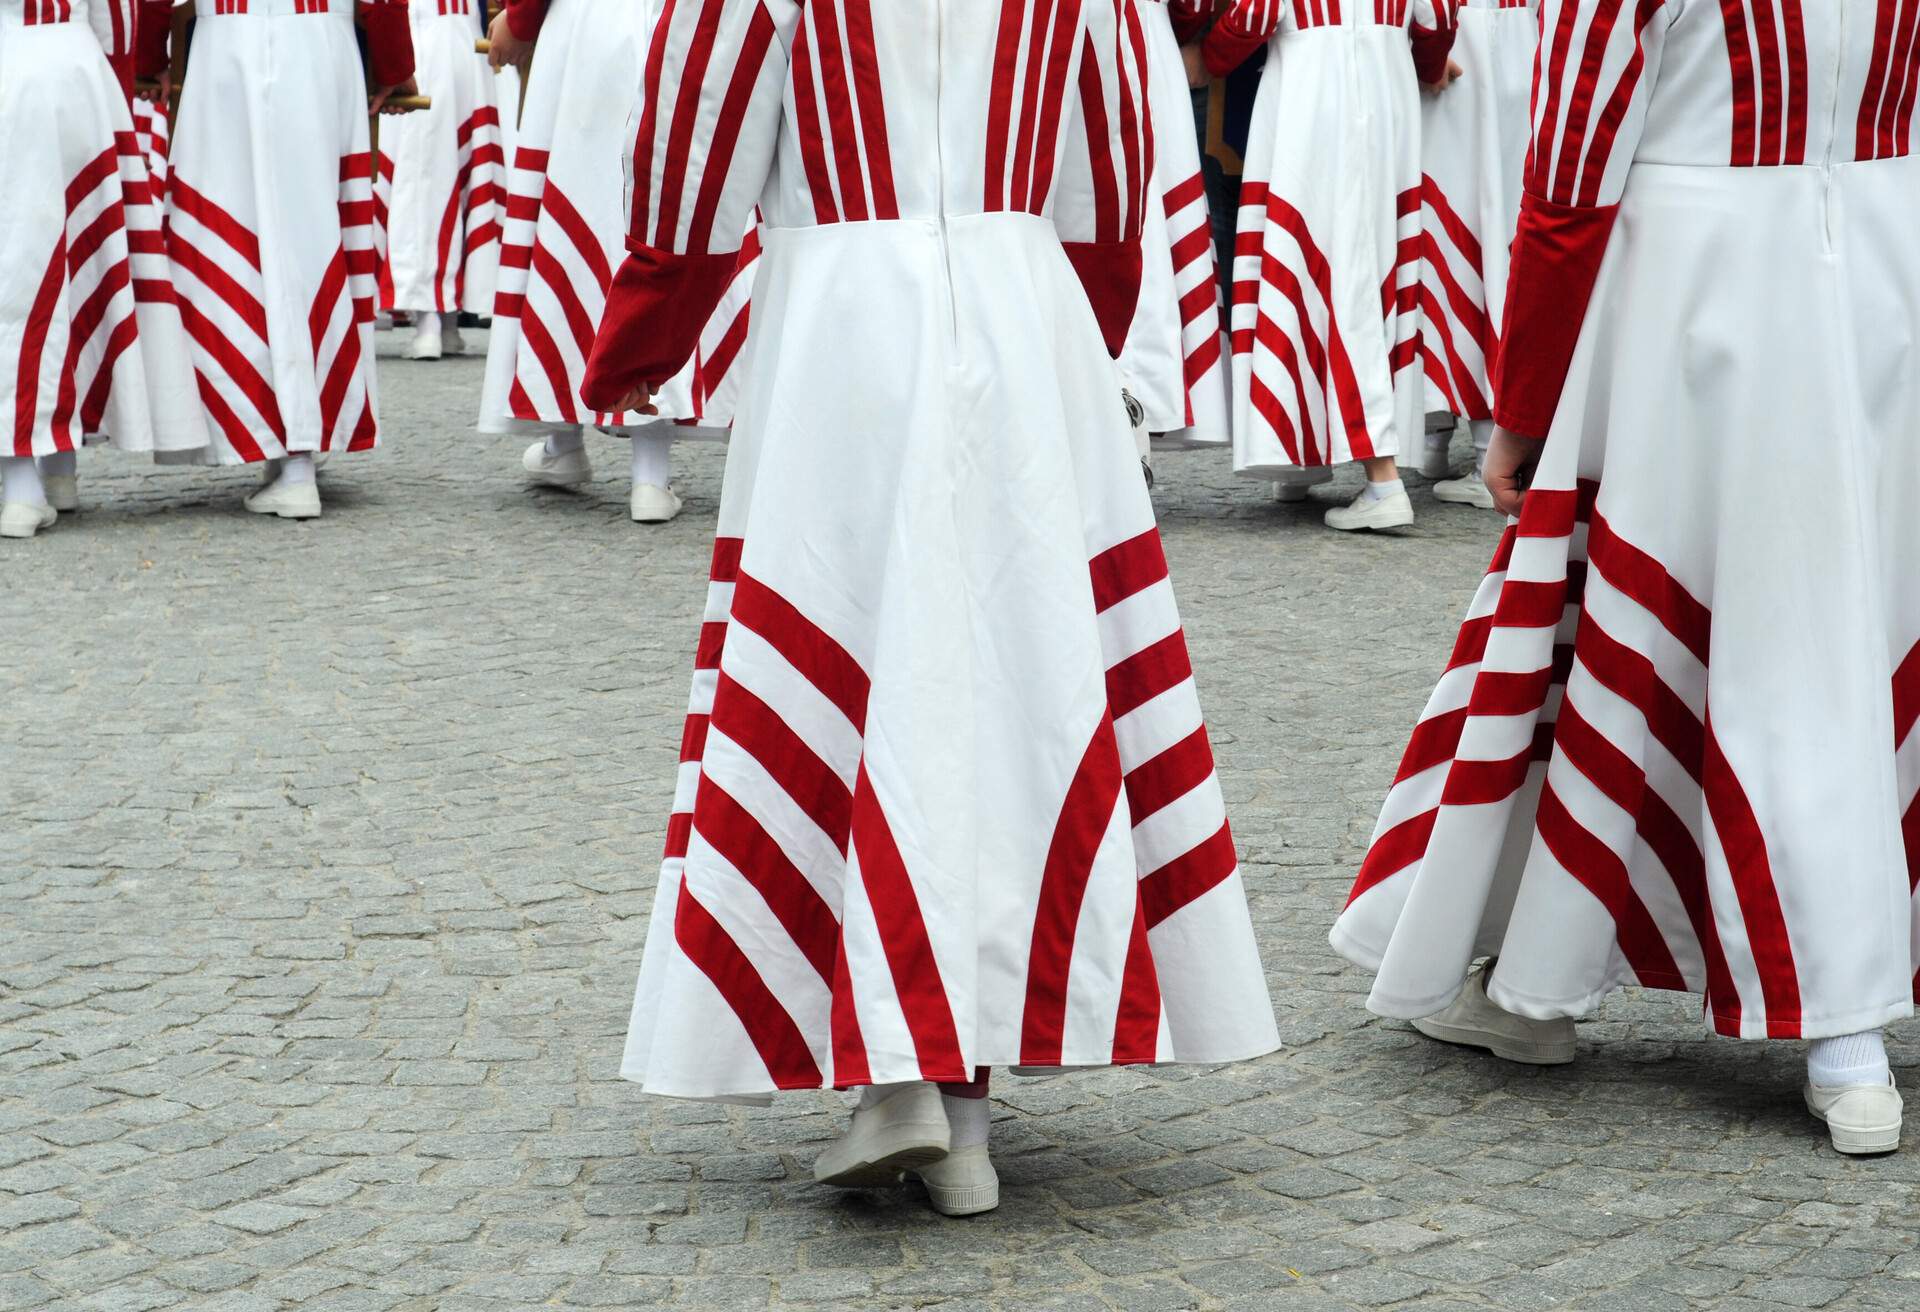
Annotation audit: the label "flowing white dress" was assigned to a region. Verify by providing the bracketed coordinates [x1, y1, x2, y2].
[1334, 0, 1920, 1042]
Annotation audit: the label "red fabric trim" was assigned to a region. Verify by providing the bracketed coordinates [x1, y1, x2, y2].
[1202, 5, 1272, 78]
[1411, 27, 1459, 85]
[1063, 237, 1144, 359]
[506, 0, 549, 41]
[1492, 194, 1619, 439]
[581, 240, 740, 412]
[135, 0, 172, 79]
[359, 4, 417, 90]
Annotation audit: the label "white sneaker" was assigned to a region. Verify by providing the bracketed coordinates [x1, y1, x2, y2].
[442, 324, 467, 357]
[631, 483, 683, 524]
[522, 440, 592, 489]
[44, 475, 79, 513]
[1806, 1078, 1903, 1155]
[406, 331, 443, 361]
[1413, 962, 1577, 1065]
[1325, 486, 1415, 532]
[908, 1143, 1000, 1217]
[1434, 475, 1496, 509]
[1273, 467, 1333, 503]
[813, 1083, 951, 1189]
[1420, 429, 1454, 479]
[0, 502, 56, 539]
[243, 478, 322, 520]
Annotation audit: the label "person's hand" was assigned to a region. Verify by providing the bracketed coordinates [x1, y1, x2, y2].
[1482, 426, 1543, 517]
[1421, 59, 1464, 94]
[489, 12, 535, 71]
[1182, 43, 1208, 90]
[610, 384, 658, 418]
[371, 78, 419, 115]
[138, 72, 171, 105]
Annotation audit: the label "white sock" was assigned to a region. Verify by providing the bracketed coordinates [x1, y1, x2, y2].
[1808, 1031, 1891, 1088]
[1, 456, 46, 506]
[544, 429, 586, 458]
[631, 430, 671, 488]
[941, 1093, 991, 1150]
[278, 454, 317, 486]
[40, 450, 77, 479]
[1469, 419, 1494, 454]
[1363, 477, 1406, 503]
[412, 311, 442, 341]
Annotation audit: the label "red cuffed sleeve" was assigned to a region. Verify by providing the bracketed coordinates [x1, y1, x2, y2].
[1168, 0, 1216, 46]
[581, 242, 740, 411]
[135, 0, 172, 79]
[1491, 195, 1620, 439]
[1410, 28, 1457, 85]
[1202, 1, 1279, 79]
[1064, 239, 1145, 360]
[506, 0, 549, 41]
[358, 2, 416, 89]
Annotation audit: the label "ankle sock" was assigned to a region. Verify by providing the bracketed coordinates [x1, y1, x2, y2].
[1363, 477, 1406, 503]
[412, 311, 442, 341]
[940, 1091, 991, 1150]
[1808, 1031, 1890, 1088]
[545, 429, 586, 459]
[1, 456, 46, 506]
[278, 454, 317, 487]
[631, 430, 672, 488]
[1469, 419, 1494, 454]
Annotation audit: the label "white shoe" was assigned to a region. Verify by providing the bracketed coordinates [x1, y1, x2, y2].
[813, 1083, 951, 1189]
[44, 475, 79, 513]
[631, 483, 683, 524]
[1806, 1078, 1903, 1155]
[0, 501, 56, 539]
[442, 324, 467, 356]
[1420, 429, 1454, 479]
[1433, 475, 1496, 509]
[908, 1143, 1000, 1217]
[1413, 962, 1577, 1065]
[243, 478, 321, 520]
[522, 440, 592, 489]
[1272, 467, 1333, 503]
[406, 331, 443, 361]
[1325, 486, 1415, 532]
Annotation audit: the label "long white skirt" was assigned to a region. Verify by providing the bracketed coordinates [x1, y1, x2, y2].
[1122, 5, 1229, 451]
[1333, 158, 1920, 1042]
[382, 7, 504, 316]
[0, 23, 204, 459]
[622, 216, 1279, 1100]
[1230, 27, 1423, 476]
[1416, 4, 1535, 422]
[478, 0, 749, 438]
[166, 11, 383, 464]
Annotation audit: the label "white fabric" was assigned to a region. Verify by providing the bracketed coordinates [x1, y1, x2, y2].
[382, 7, 504, 316]
[1333, 153, 1920, 1041]
[1808, 1032, 1891, 1089]
[1123, 1, 1229, 450]
[1417, 2, 1536, 422]
[1230, 22, 1425, 477]
[0, 457, 43, 505]
[165, 12, 383, 464]
[630, 427, 671, 488]
[0, 7, 205, 460]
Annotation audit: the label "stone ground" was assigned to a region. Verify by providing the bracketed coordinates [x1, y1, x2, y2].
[3, 339, 1917, 1312]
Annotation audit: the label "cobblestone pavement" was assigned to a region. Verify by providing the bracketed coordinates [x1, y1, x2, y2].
[3, 340, 1917, 1312]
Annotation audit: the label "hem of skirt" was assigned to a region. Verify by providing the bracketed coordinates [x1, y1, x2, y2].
[1489, 975, 1917, 1043]
[619, 1039, 1285, 1102]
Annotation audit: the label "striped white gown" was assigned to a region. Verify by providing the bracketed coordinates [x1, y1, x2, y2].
[155, 0, 412, 465]
[381, 0, 504, 316]
[584, 0, 1278, 1101]
[1210, 1, 1458, 477]
[475, 0, 754, 439]
[0, 0, 204, 460]
[1123, 0, 1230, 450]
[1333, 0, 1920, 1042]
[1416, 0, 1535, 423]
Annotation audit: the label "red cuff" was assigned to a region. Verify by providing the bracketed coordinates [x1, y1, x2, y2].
[506, 0, 549, 41]
[1169, 0, 1214, 45]
[1492, 194, 1619, 439]
[359, 5, 416, 89]
[135, 0, 172, 79]
[1063, 239, 1145, 359]
[1202, 11, 1271, 78]
[1410, 28, 1458, 85]
[582, 241, 741, 411]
